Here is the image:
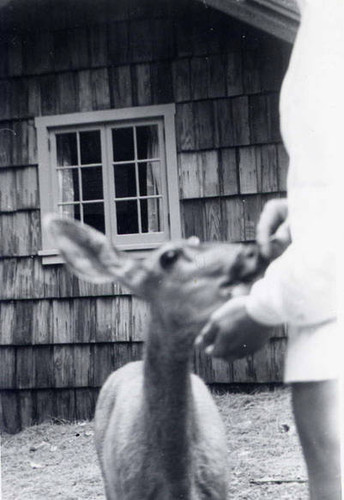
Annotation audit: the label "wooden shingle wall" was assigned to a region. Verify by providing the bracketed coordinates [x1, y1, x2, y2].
[0, 0, 291, 432]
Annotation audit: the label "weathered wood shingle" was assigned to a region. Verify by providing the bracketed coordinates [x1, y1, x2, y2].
[0, 0, 291, 432]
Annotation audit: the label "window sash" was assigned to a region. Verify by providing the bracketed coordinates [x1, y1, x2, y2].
[106, 119, 169, 245]
[50, 120, 168, 245]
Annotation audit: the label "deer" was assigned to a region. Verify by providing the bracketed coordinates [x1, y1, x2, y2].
[45, 215, 267, 500]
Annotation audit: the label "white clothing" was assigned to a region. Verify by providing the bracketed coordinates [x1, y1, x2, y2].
[245, 0, 344, 382]
[284, 320, 340, 383]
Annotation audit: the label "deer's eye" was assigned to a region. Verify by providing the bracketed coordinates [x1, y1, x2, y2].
[159, 249, 180, 269]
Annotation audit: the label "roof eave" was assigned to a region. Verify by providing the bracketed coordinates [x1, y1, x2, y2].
[202, 0, 300, 43]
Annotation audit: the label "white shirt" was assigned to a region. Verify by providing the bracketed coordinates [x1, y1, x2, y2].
[246, 0, 343, 328]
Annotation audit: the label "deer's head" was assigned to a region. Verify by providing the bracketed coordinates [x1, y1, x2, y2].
[45, 216, 267, 330]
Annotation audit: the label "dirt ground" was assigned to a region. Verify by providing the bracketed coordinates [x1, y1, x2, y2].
[1, 386, 308, 499]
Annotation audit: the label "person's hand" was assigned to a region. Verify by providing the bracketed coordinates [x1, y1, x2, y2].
[195, 297, 273, 362]
[256, 199, 291, 260]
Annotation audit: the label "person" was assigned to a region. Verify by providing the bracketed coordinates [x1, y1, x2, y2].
[196, 1, 343, 499]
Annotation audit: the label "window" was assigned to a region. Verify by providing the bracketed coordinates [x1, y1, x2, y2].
[36, 105, 181, 264]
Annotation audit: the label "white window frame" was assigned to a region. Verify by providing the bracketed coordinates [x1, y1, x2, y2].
[36, 104, 181, 265]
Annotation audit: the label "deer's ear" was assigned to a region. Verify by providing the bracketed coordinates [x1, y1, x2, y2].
[44, 215, 148, 295]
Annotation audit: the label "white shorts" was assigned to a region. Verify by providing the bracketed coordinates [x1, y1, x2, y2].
[284, 319, 340, 383]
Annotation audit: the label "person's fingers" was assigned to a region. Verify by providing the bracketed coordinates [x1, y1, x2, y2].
[195, 320, 218, 348]
[205, 344, 215, 356]
[257, 202, 285, 242]
[209, 339, 226, 358]
[257, 200, 288, 259]
[205, 331, 230, 357]
[267, 220, 292, 259]
[206, 343, 234, 359]
[274, 220, 291, 242]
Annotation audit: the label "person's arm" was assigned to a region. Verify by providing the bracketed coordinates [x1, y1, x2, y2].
[246, 243, 337, 327]
[197, 0, 341, 360]
[196, 240, 336, 361]
[195, 296, 273, 361]
[196, 198, 336, 359]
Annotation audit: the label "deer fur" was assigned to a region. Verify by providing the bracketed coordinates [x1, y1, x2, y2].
[45, 215, 265, 500]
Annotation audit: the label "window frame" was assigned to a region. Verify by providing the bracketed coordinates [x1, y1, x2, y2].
[36, 104, 181, 265]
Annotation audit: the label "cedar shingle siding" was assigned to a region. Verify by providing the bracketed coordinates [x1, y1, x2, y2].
[0, 0, 291, 432]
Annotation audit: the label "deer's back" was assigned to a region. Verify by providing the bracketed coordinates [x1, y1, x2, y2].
[94, 362, 228, 499]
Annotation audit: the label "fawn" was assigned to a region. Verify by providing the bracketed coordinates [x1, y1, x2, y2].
[45, 215, 265, 500]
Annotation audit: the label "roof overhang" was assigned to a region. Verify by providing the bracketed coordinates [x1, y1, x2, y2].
[1, 0, 300, 44]
[201, 0, 300, 43]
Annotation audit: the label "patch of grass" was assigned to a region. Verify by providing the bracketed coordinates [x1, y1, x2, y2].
[1, 386, 308, 499]
[1, 421, 103, 500]
[214, 387, 308, 499]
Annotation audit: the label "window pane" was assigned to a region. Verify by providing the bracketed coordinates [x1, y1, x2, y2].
[116, 200, 139, 234]
[112, 127, 134, 162]
[59, 204, 81, 221]
[139, 161, 162, 196]
[81, 167, 103, 200]
[114, 163, 137, 198]
[84, 203, 105, 233]
[80, 130, 101, 165]
[137, 125, 159, 160]
[141, 198, 163, 233]
[58, 168, 80, 202]
[56, 133, 78, 166]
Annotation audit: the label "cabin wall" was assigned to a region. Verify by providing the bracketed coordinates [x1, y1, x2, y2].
[0, 0, 291, 432]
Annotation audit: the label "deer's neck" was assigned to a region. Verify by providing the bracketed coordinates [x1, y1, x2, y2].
[142, 309, 197, 497]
